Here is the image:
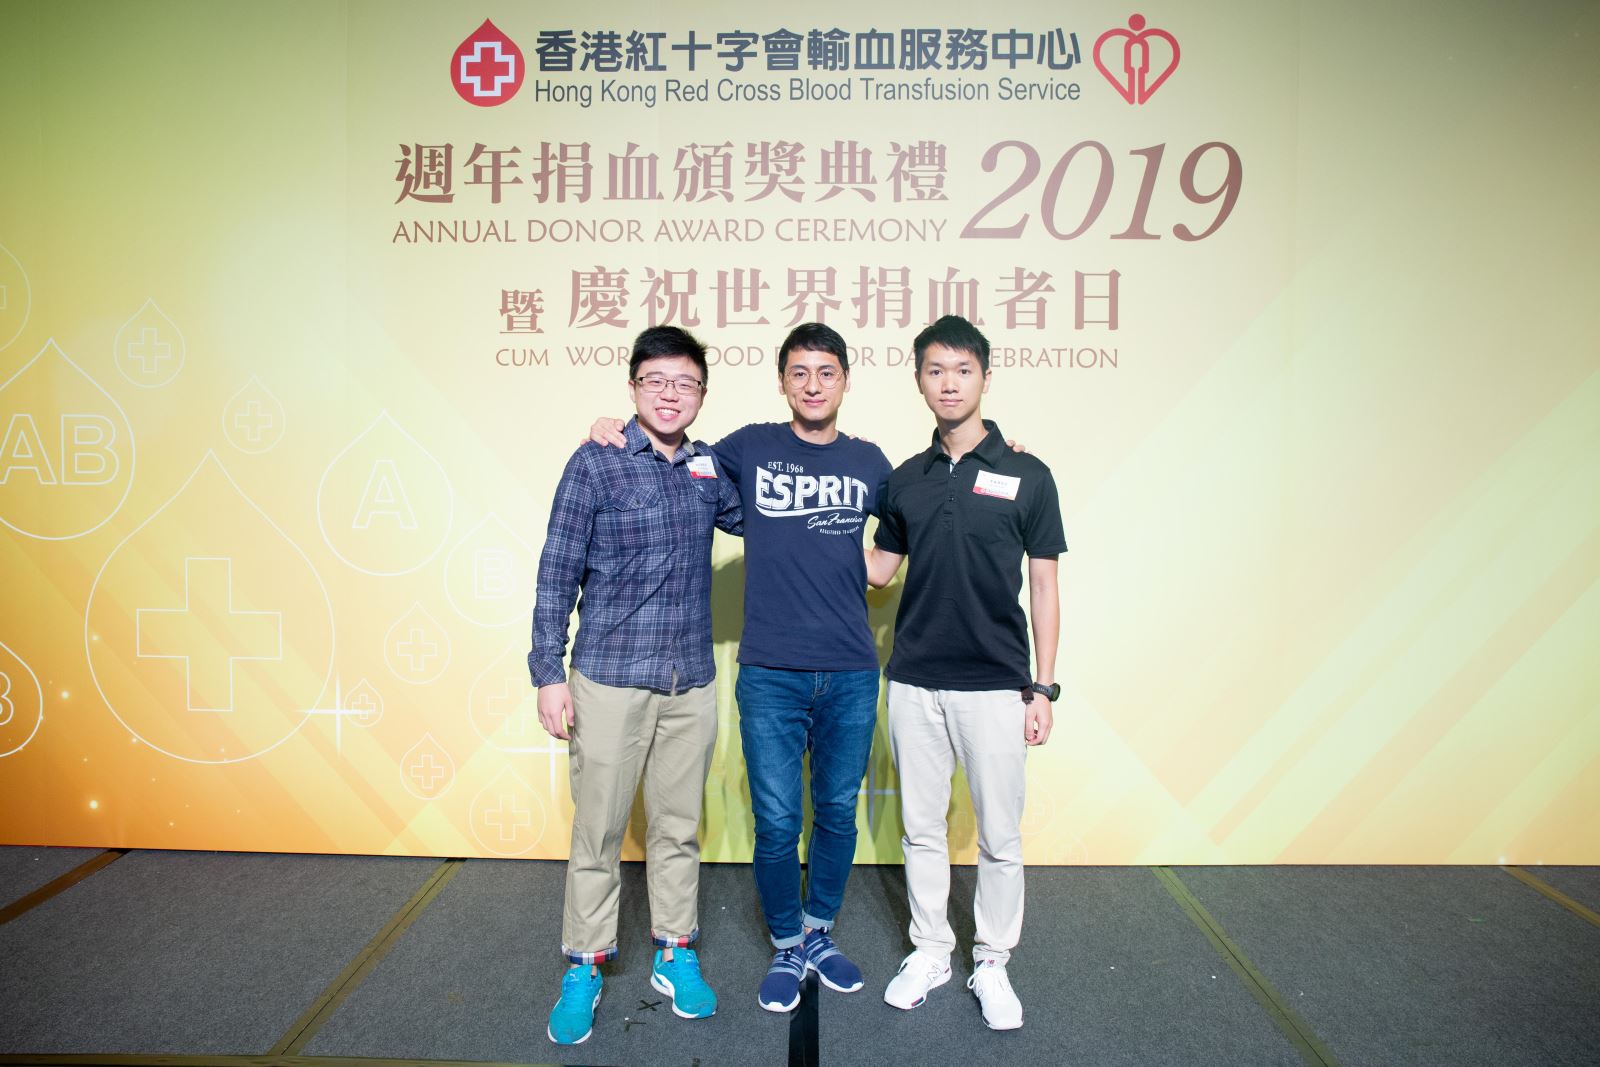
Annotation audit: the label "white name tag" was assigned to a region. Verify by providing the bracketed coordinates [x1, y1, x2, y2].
[687, 455, 718, 479]
[973, 470, 1020, 500]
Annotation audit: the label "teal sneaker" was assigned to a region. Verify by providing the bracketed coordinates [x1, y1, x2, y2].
[651, 948, 718, 1019]
[547, 966, 603, 1045]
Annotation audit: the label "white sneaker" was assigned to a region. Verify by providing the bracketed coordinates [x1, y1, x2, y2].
[967, 960, 1023, 1030]
[883, 950, 952, 1009]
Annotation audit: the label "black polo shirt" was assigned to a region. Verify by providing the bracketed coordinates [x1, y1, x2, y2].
[874, 419, 1066, 691]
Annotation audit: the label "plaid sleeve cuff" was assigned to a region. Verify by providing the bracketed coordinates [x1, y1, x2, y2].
[529, 653, 568, 687]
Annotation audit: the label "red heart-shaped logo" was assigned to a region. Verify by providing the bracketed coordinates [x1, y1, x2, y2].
[1094, 15, 1181, 105]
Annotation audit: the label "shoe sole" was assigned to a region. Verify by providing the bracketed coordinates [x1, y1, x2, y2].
[758, 984, 801, 1013]
[546, 988, 601, 1045]
[806, 960, 864, 993]
[758, 993, 801, 1012]
[884, 967, 951, 1010]
[650, 971, 717, 1019]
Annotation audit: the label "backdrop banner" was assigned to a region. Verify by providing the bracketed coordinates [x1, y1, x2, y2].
[0, 1, 1595, 863]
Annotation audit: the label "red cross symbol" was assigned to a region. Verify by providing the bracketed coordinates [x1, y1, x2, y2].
[451, 20, 525, 107]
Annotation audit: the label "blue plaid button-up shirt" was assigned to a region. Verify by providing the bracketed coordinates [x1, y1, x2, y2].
[529, 418, 743, 691]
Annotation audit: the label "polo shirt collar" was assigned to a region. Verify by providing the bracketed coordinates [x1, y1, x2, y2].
[922, 419, 1006, 472]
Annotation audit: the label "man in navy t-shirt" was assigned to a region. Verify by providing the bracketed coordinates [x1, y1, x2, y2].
[590, 322, 891, 1013]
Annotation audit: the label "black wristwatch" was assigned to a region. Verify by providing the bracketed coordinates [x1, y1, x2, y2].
[1029, 681, 1060, 702]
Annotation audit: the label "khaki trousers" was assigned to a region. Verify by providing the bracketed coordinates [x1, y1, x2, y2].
[887, 680, 1028, 966]
[561, 669, 718, 963]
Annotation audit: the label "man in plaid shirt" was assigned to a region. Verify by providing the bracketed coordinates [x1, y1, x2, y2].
[529, 326, 742, 1045]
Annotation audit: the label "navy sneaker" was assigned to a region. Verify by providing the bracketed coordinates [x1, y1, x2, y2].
[758, 946, 806, 1012]
[651, 948, 717, 1019]
[547, 966, 603, 1045]
[803, 928, 864, 993]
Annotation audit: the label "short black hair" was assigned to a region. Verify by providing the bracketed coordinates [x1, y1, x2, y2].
[777, 322, 849, 375]
[913, 315, 990, 372]
[629, 325, 709, 385]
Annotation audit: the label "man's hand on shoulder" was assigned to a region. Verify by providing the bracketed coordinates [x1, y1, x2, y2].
[587, 417, 628, 448]
[538, 682, 576, 740]
[1006, 439, 1028, 454]
[1024, 691, 1053, 746]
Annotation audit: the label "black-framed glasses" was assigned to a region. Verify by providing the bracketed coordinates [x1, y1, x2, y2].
[633, 374, 705, 394]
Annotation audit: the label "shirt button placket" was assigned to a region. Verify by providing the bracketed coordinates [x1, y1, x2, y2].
[943, 458, 956, 529]
[666, 461, 678, 688]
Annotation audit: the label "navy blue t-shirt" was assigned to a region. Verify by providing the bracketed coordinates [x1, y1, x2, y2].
[713, 423, 892, 671]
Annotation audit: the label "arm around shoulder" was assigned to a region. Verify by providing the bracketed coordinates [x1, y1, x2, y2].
[865, 545, 904, 588]
[588, 416, 629, 447]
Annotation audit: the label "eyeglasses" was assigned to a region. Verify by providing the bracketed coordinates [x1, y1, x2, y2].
[784, 366, 843, 388]
[633, 374, 705, 394]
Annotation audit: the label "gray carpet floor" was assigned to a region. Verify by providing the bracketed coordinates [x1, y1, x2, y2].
[1178, 866, 1600, 1067]
[820, 864, 1304, 1067]
[0, 845, 102, 901]
[0, 849, 437, 1055]
[1533, 865, 1600, 914]
[1, 848, 1596, 1067]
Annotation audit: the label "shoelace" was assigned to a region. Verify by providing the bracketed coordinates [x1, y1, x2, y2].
[807, 932, 842, 963]
[771, 947, 805, 976]
[560, 969, 599, 1002]
[662, 948, 700, 973]
[896, 953, 945, 980]
[967, 964, 1012, 993]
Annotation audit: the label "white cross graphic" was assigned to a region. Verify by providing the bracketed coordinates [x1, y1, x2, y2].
[410, 753, 447, 792]
[482, 676, 537, 739]
[524, 738, 568, 798]
[346, 690, 379, 726]
[460, 41, 517, 98]
[472, 666, 567, 795]
[232, 399, 275, 444]
[302, 678, 369, 755]
[135, 557, 282, 712]
[395, 628, 438, 673]
[484, 792, 533, 842]
[126, 327, 173, 375]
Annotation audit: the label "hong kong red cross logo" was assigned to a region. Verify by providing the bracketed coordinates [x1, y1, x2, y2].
[1094, 14, 1180, 104]
[451, 19, 525, 106]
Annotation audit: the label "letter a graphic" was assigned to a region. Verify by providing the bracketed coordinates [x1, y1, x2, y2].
[0, 414, 57, 486]
[352, 459, 419, 530]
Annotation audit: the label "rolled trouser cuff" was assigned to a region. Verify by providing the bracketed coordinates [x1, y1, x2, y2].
[563, 943, 619, 966]
[651, 928, 699, 948]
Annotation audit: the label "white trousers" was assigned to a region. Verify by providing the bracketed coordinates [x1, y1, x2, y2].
[887, 680, 1028, 966]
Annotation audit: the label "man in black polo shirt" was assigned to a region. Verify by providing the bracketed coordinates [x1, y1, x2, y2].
[866, 314, 1065, 1031]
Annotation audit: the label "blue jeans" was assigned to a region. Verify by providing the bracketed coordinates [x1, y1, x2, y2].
[736, 665, 880, 948]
